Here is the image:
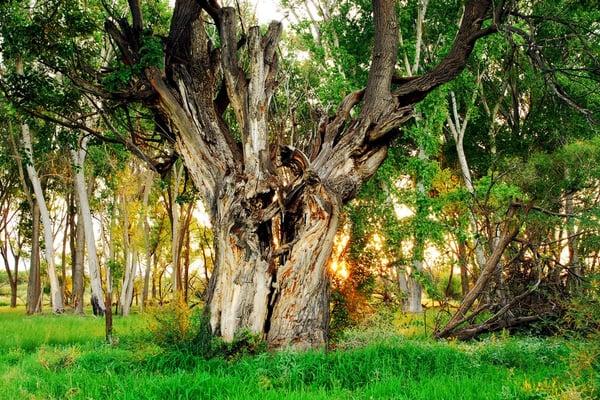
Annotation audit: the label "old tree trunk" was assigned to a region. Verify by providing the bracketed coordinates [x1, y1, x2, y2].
[104, 0, 496, 348]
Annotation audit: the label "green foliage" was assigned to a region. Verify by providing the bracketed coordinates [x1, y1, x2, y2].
[107, 259, 124, 284]
[558, 275, 600, 338]
[137, 35, 164, 71]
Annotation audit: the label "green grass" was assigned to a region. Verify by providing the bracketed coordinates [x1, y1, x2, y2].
[0, 306, 146, 351]
[0, 307, 597, 400]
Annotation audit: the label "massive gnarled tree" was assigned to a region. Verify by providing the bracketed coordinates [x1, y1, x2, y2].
[5, 0, 503, 348]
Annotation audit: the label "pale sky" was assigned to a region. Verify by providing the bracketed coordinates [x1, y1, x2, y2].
[248, 0, 287, 23]
[168, 0, 287, 24]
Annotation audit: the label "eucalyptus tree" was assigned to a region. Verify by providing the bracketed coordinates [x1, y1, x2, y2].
[1, 0, 510, 347]
[71, 134, 106, 315]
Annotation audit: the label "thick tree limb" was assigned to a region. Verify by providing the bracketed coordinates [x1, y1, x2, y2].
[395, 0, 495, 104]
[167, 0, 203, 65]
[361, 0, 398, 121]
[127, 0, 143, 33]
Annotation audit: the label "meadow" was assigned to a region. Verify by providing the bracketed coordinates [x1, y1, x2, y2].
[0, 307, 597, 400]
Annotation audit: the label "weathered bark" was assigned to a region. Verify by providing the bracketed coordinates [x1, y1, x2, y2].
[206, 177, 339, 348]
[102, 0, 496, 348]
[72, 135, 106, 315]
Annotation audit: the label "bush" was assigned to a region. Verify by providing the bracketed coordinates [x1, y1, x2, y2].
[559, 275, 600, 338]
[147, 303, 266, 359]
[216, 328, 267, 358]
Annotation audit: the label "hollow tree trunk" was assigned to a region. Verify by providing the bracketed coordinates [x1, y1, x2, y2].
[206, 177, 339, 349]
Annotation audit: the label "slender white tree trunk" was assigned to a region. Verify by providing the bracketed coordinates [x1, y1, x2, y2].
[448, 91, 488, 272]
[170, 163, 184, 296]
[21, 128, 63, 313]
[119, 191, 135, 316]
[407, 148, 426, 313]
[400, 0, 428, 313]
[72, 135, 106, 315]
[17, 76, 63, 313]
[121, 249, 136, 316]
[141, 170, 154, 312]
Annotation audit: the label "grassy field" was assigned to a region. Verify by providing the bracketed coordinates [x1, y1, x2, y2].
[0, 307, 598, 400]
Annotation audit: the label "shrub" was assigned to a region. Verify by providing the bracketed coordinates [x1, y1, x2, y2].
[147, 303, 266, 359]
[559, 275, 600, 338]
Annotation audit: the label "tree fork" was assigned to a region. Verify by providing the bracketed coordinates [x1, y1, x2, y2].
[101, 0, 500, 348]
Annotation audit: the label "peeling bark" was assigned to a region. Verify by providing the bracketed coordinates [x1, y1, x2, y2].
[102, 0, 498, 348]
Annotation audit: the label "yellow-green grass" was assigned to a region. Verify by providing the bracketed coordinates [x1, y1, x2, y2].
[0, 307, 597, 399]
[0, 306, 146, 350]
